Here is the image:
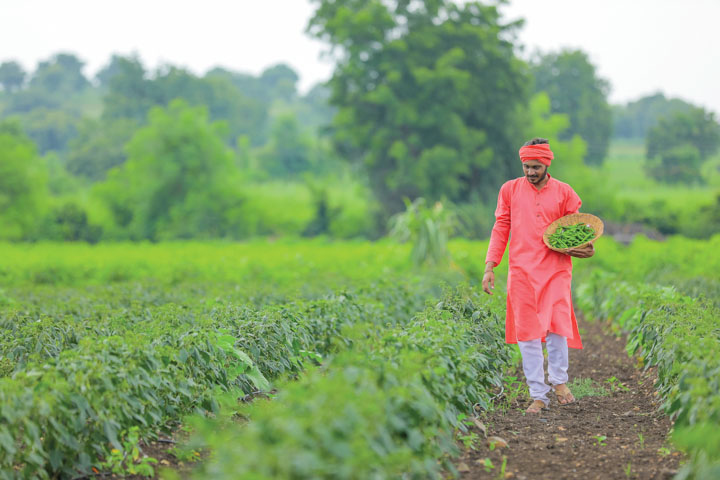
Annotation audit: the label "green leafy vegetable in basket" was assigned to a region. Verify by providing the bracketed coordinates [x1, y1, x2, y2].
[548, 223, 595, 249]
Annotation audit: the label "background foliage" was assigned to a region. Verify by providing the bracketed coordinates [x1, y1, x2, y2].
[0, 0, 718, 242]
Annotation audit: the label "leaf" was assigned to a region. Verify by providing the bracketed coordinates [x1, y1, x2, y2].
[472, 417, 487, 437]
[103, 420, 122, 450]
[0, 427, 16, 457]
[245, 366, 270, 392]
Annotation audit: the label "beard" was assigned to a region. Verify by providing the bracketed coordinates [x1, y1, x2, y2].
[526, 169, 547, 183]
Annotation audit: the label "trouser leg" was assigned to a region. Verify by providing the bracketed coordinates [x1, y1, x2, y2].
[546, 332, 569, 386]
[517, 338, 551, 406]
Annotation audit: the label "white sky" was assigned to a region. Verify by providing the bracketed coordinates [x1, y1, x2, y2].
[1, 0, 719, 113]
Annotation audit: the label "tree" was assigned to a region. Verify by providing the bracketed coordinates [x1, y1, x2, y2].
[613, 93, 695, 139]
[96, 100, 245, 240]
[96, 54, 134, 88]
[645, 107, 720, 184]
[207, 63, 300, 105]
[154, 66, 268, 144]
[0, 121, 48, 240]
[65, 117, 139, 180]
[299, 83, 335, 130]
[0, 61, 26, 92]
[101, 55, 161, 122]
[103, 60, 268, 144]
[14, 108, 80, 153]
[40, 202, 103, 243]
[199, 74, 268, 145]
[307, 0, 530, 217]
[530, 49, 612, 165]
[4, 54, 91, 115]
[259, 64, 299, 102]
[206, 68, 267, 102]
[259, 114, 313, 176]
[29, 53, 90, 94]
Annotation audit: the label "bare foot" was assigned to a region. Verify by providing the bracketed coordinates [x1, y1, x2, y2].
[525, 399, 546, 414]
[554, 384, 575, 405]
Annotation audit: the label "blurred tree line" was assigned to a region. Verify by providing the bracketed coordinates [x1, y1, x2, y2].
[1, 0, 718, 242]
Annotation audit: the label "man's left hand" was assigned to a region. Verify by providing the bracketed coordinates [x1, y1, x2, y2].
[565, 243, 595, 258]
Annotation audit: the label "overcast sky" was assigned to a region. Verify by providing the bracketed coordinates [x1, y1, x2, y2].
[2, 0, 719, 113]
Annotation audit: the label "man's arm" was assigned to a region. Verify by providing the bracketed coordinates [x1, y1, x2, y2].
[482, 261, 497, 295]
[566, 244, 595, 258]
[483, 184, 510, 295]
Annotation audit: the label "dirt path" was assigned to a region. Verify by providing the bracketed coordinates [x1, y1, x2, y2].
[456, 317, 683, 480]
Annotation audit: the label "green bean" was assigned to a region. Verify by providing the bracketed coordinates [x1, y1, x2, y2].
[548, 222, 595, 249]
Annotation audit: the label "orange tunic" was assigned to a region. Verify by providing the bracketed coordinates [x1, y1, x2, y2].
[486, 174, 583, 349]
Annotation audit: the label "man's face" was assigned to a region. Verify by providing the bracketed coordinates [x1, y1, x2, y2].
[522, 160, 547, 185]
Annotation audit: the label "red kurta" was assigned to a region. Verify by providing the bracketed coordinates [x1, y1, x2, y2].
[486, 174, 583, 349]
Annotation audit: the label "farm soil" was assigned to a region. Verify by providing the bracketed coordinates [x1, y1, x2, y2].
[455, 317, 683, 480]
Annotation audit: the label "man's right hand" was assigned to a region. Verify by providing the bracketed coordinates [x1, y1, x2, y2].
[482, 271, 495, 295]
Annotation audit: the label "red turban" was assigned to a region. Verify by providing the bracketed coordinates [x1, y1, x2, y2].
[519, 144, 553, 166]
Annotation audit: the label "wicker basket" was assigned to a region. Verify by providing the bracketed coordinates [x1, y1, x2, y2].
[543, 213, 604, 253]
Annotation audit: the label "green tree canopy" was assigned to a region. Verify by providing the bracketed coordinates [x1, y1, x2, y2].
[258, 113, 313, 177]
[1, 54, 91, 153]
[206, 63, 300, 105]
[65, 117, 139, 180]
[530, 49, 612, 165]
[96, 100, 244, 240]
[613, 93, 695, 139]
[29, 53, 90, 94]
[101, 55, 163, 122]
[0, 121, 48, 240]
[5, 86, 61, 114]
[259, 64, 299, 102]
[96, 54, 133, 88]
[0, 61, 26, 92]
[102, 58, 267, 144]
[13, 108, 80, 153]
[308, 0, 529, 216]
[296, 83, 336, 133]
[645, 107, 720, 184]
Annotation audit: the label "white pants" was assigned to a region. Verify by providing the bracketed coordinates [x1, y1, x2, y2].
[518, 332, 569, 406]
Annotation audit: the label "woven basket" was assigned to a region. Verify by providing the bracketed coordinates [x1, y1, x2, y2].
[543, 213, 604, 253]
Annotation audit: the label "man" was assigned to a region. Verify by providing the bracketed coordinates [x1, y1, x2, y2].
[482, 138, 594, 414]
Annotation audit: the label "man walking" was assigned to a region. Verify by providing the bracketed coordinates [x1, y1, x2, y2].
[482, 138, 594, 414]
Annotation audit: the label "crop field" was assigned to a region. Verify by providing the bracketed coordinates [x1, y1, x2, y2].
[0, 240, 510, 478]
[0, 236, 718, 478]
[2, 0, 719, 476]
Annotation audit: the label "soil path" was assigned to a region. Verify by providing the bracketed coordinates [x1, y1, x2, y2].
[456, 317, 683, 480]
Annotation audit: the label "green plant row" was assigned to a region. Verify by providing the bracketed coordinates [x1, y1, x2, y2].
[184, 286, 512, 479]
[575, 271, 720, 479]
[0, 277, 440, 374]
[0, 281, 438, 478]
[570, 234, 720, 305]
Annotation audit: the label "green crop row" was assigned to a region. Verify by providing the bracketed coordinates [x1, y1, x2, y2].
[0, 276, 443, 373]
[571, 234, 720, 305]
[0, 280, 441, 478]
[576, 271, 720, 479]
[183, 286, 511, 480]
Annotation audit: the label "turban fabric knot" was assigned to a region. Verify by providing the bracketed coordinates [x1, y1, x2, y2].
[519, 144, 553, 166]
